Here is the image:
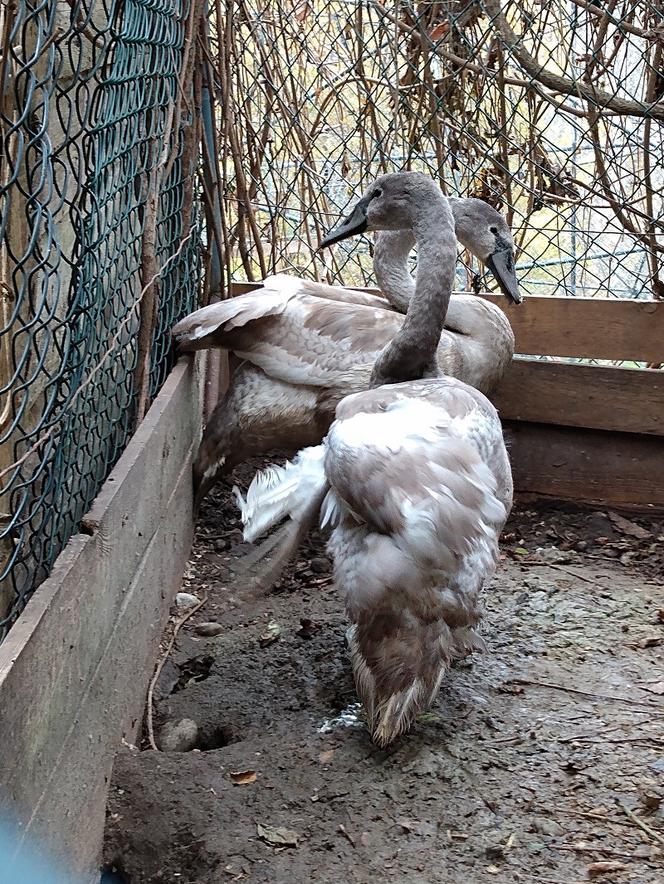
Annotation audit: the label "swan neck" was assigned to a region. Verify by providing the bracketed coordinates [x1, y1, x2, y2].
[370, 204, 456, 386]
[373, 230, 415, 311]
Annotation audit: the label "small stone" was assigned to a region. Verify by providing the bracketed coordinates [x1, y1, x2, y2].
[176, 592, 200, 609]
[159, 718, 199, 752]
[195, 621, 224, 637]
[310, 556, 331, 574]
[531, 818, 564, 837]
[485, 844, 505, 860]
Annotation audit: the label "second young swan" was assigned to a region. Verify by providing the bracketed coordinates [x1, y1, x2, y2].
[173, 195, 520, 510]
[235, 172, 515, 746]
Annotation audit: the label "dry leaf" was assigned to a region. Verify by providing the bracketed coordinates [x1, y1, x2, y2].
[360, 832, 370, 847]
[256, 823, 298, 847]
[230, 769, 257, 785]
[644, 680, 664, 695]
[608, 512, 651, 540]
[259, 620, 282, 647]
[429, 22, 450, 40]
[318, 749, 335, 763]
[586, 860, 628, 877]
[294, 0, 311, 22]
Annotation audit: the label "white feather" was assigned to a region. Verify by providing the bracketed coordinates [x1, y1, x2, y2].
[234, 445, 327, 542]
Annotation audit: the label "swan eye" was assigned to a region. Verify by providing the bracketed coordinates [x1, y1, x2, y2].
[371, 188, 382, 200]
[490, 225, 499, 235]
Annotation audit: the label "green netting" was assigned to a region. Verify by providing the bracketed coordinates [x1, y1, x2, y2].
[0, 0, 200, 638]
[206, 0, 663, 303]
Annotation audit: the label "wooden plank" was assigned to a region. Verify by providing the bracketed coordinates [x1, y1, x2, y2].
[490, 359, 663, 436]
[0, 356, 203, 881]
[481, 294, 663, 363]
[505, 421, 664, 510]
[229, 282, 663, 362]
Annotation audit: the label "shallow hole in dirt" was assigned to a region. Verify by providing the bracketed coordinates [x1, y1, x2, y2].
[171, 655, 214, 694]
[194, 724, 239, 751]
[100, 864, 130, 883]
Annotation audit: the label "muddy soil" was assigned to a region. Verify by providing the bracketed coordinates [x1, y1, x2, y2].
[105, 464, 664, 884]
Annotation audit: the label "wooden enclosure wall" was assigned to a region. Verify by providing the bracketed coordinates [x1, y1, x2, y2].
[481, 295, 663, 509]
[231, 283, 663, 510]
[0, 356, 205, 882]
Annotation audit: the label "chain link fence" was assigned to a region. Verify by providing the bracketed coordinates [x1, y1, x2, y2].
[205, 0, 663, 303]
[0, 0, 202, 639]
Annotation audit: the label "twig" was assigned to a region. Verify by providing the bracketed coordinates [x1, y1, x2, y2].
[484, 0, 664, 119]
[516, 560, 598, 584]
[557, 845, 636, 860]
[146, 590, 209, 752]
[509, 678, 664, 712]
[619, 801, 664, 846]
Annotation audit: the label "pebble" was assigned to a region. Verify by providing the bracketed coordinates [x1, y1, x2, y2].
[195, 621, 224, 637]
[310, 556, 331, 574]
[176, 592, 200, 609]
[531, 818, 564, 837]
[159, 718, 199, 752]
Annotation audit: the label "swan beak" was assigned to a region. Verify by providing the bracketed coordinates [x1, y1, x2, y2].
[486, 246, 522, 305]
[318, 196, 371, 249]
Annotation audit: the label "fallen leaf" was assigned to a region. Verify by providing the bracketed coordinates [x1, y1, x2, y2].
[259, 621, 282, 647]
[297, 618, 321, 640]
[586, 860, 628, 877]
[256, 823, 298, 847]
[318, 749, 335, 763]
[486, 867, 501, 875]
[429, 22, 449, 40]
[608, 512, 651, 540]
[230, 770, 257, 785]
[360, 832, 371, 847]
[644, 680, 664, 695]
[498, 682, 524, 695]
[638, 636, 663, 649]
[513, 546, 529, 556]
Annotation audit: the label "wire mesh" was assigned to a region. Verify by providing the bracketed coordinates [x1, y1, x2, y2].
[206, 0, 663, 303]
[0, 0, 201, 639]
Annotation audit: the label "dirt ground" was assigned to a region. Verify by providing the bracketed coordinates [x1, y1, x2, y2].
[104, 460, 664, 884]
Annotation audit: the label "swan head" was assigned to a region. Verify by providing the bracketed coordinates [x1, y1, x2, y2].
[446, 197, 521, 304]
[320, 177, 522, 305]
[319, 172, 451, 245]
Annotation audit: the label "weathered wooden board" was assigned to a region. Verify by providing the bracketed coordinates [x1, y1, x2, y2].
[505, 421, 664, 510]
[482, 294, 663, 363]
[229, 282, 664, 363]
[491, 359, 663, 436]
[0, 356, 204, 882]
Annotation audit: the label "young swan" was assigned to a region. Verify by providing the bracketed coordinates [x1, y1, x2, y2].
[172, 195, 520, 512]
[236, 172, 515, 746]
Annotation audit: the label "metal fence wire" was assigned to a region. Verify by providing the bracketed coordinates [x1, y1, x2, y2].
[0, 0, 201, 638]
[205, 0, 663, 303]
